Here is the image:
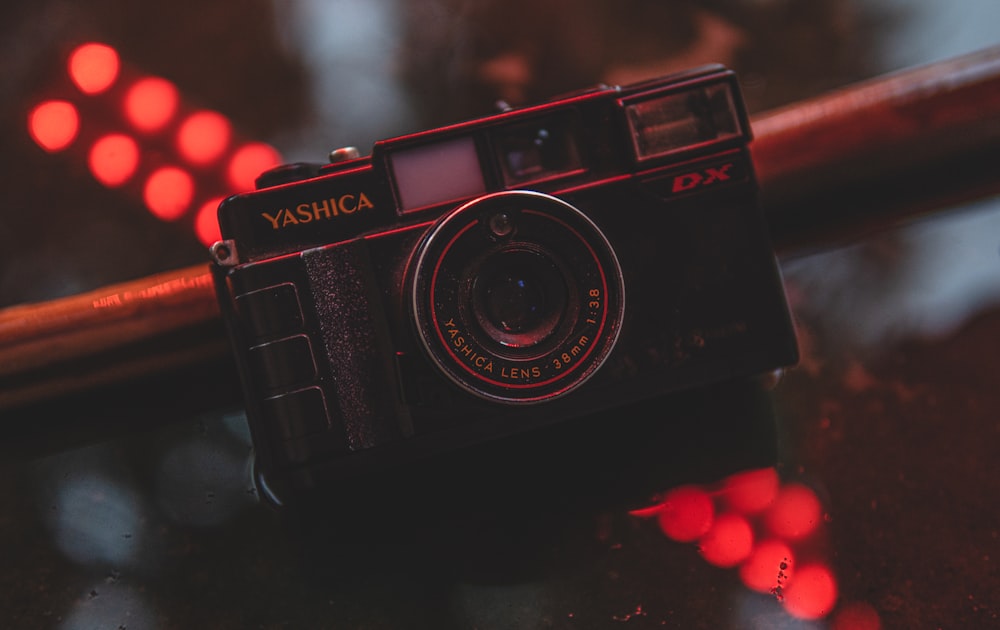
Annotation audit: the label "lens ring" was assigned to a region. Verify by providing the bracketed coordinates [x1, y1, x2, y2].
[409, 191, 625, 404]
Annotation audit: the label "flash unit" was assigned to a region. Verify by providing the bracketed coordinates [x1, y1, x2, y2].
[625, 83, 744, 161]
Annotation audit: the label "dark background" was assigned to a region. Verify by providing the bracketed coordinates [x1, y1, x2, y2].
[1, 1, 999, 628]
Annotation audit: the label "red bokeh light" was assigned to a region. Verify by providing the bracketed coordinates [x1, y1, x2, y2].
[34, 42, 282, 248]
[88, 134, 140, 187]
[698, 513, 753, 568]
[739, 539, 794, 594]
[124, 77, 179, 132]
[782, 563, 838, 620]
[177, 111, 231, 165]
[68, 43, 120, 95]
[195, 197, 225, 246]
[722, 467, 779, 515]
[764, 483, 822, 541]
[144, 167, 194, 221]
[227, 142, 282, 191]
[28, 100, 80, 152]
[656, 485, 714, 542]
[638, 474, 843, 619]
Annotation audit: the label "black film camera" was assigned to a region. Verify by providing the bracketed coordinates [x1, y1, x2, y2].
[210, 65, 798, 506]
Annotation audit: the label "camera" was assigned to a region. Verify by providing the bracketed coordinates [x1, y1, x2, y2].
[210, 65, 798, 506]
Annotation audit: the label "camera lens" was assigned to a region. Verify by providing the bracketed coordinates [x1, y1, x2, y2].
[409, 191, 624, 404]
[473, 247, 567, 349]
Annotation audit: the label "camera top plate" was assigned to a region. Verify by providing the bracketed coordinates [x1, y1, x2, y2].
[216, 64, 751, 264]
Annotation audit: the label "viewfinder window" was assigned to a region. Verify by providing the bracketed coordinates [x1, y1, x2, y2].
[626, 83, 741, 161]
[391, 137, 486, 212]
[493, 114, 583, 186]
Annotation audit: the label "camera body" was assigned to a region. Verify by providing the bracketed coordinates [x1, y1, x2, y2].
[211, 65, 798, 504]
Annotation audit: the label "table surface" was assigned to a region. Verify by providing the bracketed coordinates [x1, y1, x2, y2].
[1, 1, 999, 628]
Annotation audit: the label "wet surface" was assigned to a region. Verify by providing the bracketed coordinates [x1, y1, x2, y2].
[2, 1, 1000, 628]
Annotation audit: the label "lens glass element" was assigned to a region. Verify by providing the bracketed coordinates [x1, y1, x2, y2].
[473, 247, 567, 348]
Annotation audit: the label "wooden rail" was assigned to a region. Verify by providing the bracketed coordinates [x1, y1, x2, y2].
[2, 46, 1000, 419]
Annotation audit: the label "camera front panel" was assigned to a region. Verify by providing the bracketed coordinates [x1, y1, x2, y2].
[211, 65, 798, 501]
[215, 243, 415, 492]
[566, 160, 797, 397]
[388, 154, 796, 437]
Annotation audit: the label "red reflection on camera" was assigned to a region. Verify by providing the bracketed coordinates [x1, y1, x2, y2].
[764, 483, 822, 541]
[88, 134, 139, 187]
[195, 197, 224, 246]
[656, 485, 714, 542]
[68, 43, 120, 94]
[781, 563, 838, 620]
[739, 538, 794, 594]
[698, 512, 753, 567]
[227, 142, 282, 191]
[144, 167, 194, 220]
[721, 467, 779, 515]
[124, 77, 179, 132]
[178, 111, 231, 165]
[28, 100, 79, 152]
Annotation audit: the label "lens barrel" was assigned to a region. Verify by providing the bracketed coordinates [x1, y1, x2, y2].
[409, 191, 625, 404]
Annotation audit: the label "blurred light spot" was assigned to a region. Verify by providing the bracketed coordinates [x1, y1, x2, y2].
[68, 43, 120, 94]
[698, 513, 753, 568]
[177, 110, 231, 165]
[782, 563, 838, 620]
[831, 602, 882, 630]
[144, 167, 194, 220]
[656, 485, 714, 542]
[221, 410, 253, 446]
[155, 439, 254, 527]
[731, 589, 808, 630]
[739, 539, 794, 594]
[59, 582, 153, 630]
[722, 467, 779, 515]
[88, 134, 139, 187]
[49, 475, 142, 566]
[195, 197, 225, 246]
[227, 142, 281, 191]
[288, 0, 416, 153]
[764, 483, 822, 541]
[124, 77, 179, 132]
[28, 100, 79, 152]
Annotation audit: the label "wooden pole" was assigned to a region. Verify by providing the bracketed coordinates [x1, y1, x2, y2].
[754, 45, 1000, 253]
[2, 46, 1000, 417]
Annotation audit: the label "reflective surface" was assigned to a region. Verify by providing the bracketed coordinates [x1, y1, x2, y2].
[2, 1, 1000, 628]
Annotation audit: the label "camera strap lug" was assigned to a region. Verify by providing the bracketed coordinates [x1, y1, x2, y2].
[210, 239, 240, 267]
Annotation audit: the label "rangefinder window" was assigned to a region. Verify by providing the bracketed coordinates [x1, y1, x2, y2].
[493, 114, 583, 186]
[390, 136, 487, 212]
[626, 83, 742, 161]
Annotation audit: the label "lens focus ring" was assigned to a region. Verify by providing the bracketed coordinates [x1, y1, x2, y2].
[409, 191, 624, 405]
